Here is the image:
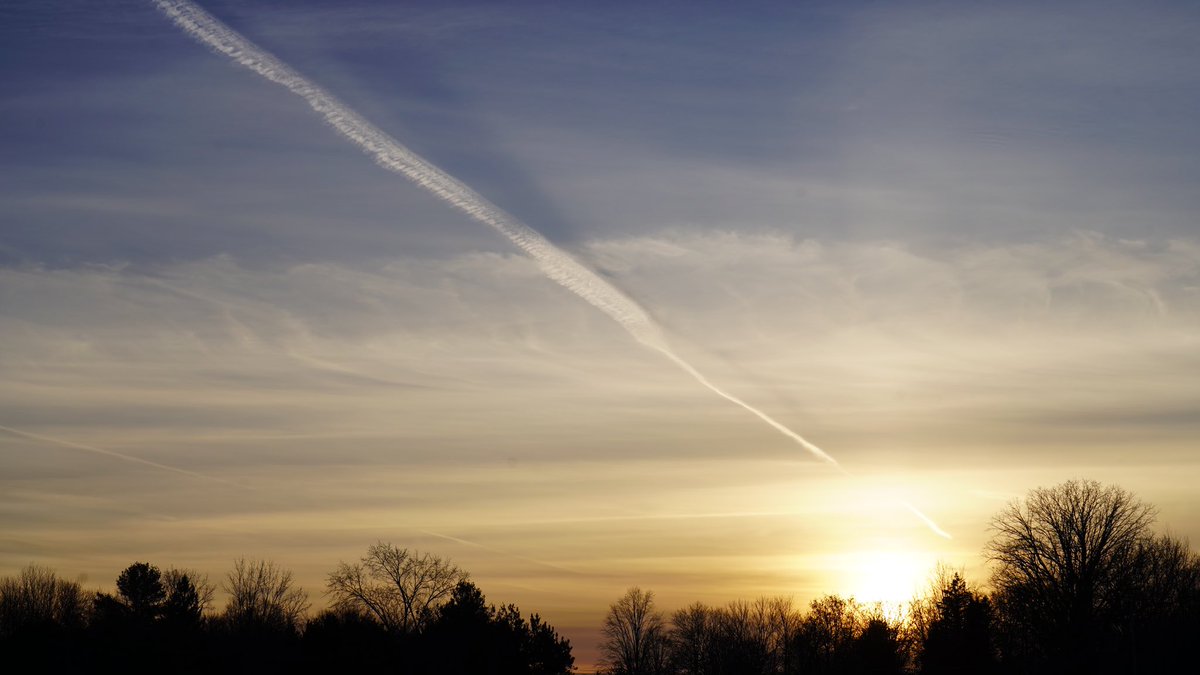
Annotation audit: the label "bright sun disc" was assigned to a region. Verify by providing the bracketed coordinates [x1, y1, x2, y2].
[845, 550, 933, 605]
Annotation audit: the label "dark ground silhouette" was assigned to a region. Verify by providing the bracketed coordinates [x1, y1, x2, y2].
[3, 481, 1198, 674]
[0, 550, 572, 675]
[595, 480, 1199, 675]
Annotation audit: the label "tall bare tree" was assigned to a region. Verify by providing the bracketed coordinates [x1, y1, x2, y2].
[708, 599, 775, 675]
[987, 479, 1156, 672]
[760, 596, 802, 674]
[669, 602, 713, 675]
[325, 542, 467, 634]
[223, 558, 309, 633]
[599, 587, 668, 675]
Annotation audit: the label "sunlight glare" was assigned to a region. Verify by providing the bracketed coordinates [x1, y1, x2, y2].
[844, 550, 934, 605]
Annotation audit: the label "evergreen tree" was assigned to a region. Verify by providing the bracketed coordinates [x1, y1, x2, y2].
[919, 574, 995, 674]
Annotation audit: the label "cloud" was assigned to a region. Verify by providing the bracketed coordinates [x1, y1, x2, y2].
[2, 229, 1195, 531]
[2, 230, 1197, 668]
[3, 230, 1195, 460]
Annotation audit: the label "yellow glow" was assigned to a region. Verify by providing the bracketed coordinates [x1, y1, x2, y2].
[842, 550, 934, 605]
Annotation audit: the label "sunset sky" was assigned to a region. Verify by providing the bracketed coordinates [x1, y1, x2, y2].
[3, 0, 1199, 668]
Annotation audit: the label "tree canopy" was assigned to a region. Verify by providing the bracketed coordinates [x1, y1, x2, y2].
[326, 542, 468, 634]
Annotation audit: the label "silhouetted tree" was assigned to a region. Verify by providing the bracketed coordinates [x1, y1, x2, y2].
[707, 599, 775, 675]
[525, 611, 575, 675]
[326, 542, 467, 634]
[90, 590, 128, 626]
[792, 595, 860, 675]
[88, 562, 169, 672]
[599, 587, 668, 675]
[917, 573, 995, 674]
[88, 562, 214, 673]
[302, 607, 393, 673]
[1, 555, 577, 675]
[1113, 533, 1200, 673]
[425, 580, 495, 674]
[0, 565, 87, 636]
[218, 557, 307, 634]
[0, 565, 87, 671]
[425, 580, 574, 675]
[212, 558, 308, 674]
[222, 558, 309, 633]
[987, 480, 1156, 674]
[849, 614, 905, 675]
[761, 597, 802, 675]
[161, 572, 203, 627]
[669, 603, 713, 675]
[117, 562, 166, 621]
[162, 567, 215, 620]
[665, 597, 800, 675]
[494, 603, 539, 673]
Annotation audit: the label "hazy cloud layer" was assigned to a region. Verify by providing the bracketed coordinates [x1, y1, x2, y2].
[4, 233, 1197, 609]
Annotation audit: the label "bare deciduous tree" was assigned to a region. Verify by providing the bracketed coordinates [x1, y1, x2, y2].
[223, 558, 309, 632]
[794, 595, 863, 673]
[599, 586, 668, 675]
[987, 479, 1157, 671]
[0, 565, 86, 635]
[669, 602, 712, 675]
[667, 597, 799, 675]
[760, 596, 802, 674]
[325, 542, 467, 634]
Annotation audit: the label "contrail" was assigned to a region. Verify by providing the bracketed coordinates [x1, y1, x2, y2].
[903, 502, 953, 540]
[150, 0, 949, 539]
[149, 0, 833, 465]
[653, 347, 839, 465]
[421, 530, 581, 575]
[0, 423, 246, 489]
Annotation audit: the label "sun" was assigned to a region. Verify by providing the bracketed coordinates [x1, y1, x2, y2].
[843, 550, 934, 606]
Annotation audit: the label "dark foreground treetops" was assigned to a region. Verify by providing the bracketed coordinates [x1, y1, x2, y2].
[3, 480, 1199, 675]
[0, 544, 573, 675]
[595, 480, 1200, 675]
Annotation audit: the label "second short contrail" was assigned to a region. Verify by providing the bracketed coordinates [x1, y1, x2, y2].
[151, 0, 949, 538]
[0, 423, 245, 488]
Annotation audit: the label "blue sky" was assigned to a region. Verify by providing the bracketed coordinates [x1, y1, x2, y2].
[3, 0, 1200, 668]
[6, 0, 1197, 264]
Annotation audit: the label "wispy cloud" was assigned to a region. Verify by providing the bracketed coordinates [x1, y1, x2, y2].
[3, 232, 1196, 545]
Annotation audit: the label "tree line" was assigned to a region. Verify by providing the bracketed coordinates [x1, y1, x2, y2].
[0, 543, 573, 675]
[598, 480, 1200, 675]
[4, 480, 1197, 674]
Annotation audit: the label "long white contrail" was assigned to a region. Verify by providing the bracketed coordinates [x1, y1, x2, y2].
[150, 0, 949, 538]
[149, 0, 836, 463]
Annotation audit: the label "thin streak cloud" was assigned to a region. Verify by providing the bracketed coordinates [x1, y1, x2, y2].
[0, 423, 246, 489]
[421, 530, 582, 576]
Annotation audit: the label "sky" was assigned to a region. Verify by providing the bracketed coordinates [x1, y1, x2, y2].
[2, 0, 1199, 668]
